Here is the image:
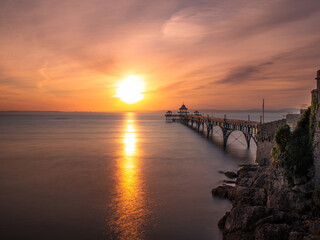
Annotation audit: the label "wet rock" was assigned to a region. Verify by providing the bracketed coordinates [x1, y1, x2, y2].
[218, 211, 229, 229]
[224, 231, 255, 240]
[211, 185, 234, 199]
[223, 180, 236, 184]
[225, 171, 238, 179]
[213, 154, 320, 239]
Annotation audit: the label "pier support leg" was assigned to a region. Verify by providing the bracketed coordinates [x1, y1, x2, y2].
[243, 133, 252, 149]
[222, 128, 233, 149]
[207, 124, 213, 138]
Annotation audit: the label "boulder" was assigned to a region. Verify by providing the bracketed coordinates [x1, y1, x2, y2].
[254, 223, 291, 240]
[223, 180, 236, 184]
[288, 231, 305, 240]
[232, 186, 266, 207]
[224, 205, 266, 233]
[224, 231, 255, 240]
[218, 211, 230, 229]
[267, 190, 306, 212]
[211, 185, 234, 199]
[225, 171, 238, 179]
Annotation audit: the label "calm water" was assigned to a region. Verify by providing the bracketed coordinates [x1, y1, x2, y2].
[0, 112, 284, 240]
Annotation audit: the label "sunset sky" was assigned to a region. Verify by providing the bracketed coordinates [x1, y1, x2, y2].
[1, 0, 320, 112]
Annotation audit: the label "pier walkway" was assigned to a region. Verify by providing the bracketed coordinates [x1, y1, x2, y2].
[179, 114, 259, 149]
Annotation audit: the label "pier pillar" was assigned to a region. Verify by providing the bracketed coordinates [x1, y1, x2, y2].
[222, 128, 233, 149]
[243, 133, 252, 149]
[206, 123, 212, 138]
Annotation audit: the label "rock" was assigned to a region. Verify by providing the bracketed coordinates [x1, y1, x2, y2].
[307, 219, 320, 236]
[288, 231, 305, 240]
[293, 175, 308, 186]
[292, 180, 315, 195]
[224, 231, 255, 240]
[232, 186, 266, 207]
[218, 212, 230, 229]
[223, 180, 236, 184]
[236, 169, 256, 186]
[213, 150, 320, 239]
[254, 223, 291, 240]
[267, 190, 306, 212]
[224, 205, 266, 233]
[252, 173, 268, 188]
[256, 157, 271, 166]
[302, 236, 313, 240]
[225, 171, 238, 179]
[253, 210, 297, 227]
[211, 185, 234, 199]
[239, 164, 259, 171]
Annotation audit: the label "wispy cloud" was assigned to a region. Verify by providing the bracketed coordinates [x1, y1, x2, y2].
[0, 0, 319, 111]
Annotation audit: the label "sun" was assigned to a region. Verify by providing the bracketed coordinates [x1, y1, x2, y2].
[115, 75, 145, 104]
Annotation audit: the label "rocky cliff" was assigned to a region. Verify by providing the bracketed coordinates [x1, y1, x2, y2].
[212, 113, 320, 239]
[213, 163, 320, 240]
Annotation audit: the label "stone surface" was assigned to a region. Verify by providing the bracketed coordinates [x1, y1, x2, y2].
[218, 211, 229, 229]
[254, 223, 291, 240]
[224, 205, 266, 233]
[211, 88, 320, 239]
[256, 119, 286, 166]
[211, 185, 234, 199]
[213, 164, 320, 240]
[225, 171, 238, 179]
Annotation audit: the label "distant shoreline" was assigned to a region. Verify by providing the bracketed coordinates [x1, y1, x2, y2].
[0, 108, 300, 114]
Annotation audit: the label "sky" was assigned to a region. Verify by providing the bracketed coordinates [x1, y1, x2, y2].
[0, 0, 320, 112]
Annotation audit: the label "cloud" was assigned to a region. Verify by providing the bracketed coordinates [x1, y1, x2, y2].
[217, 61, 274, 84]
[226, 0, 320, 39]
[0, 0, 320, 111]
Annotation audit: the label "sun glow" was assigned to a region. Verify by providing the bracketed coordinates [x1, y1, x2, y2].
[115, 75, 145, 104]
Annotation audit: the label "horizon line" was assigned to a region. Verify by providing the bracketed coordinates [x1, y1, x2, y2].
[0, 108, 301, 113]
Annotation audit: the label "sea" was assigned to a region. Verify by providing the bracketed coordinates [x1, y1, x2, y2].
[0, 111, 288, 240]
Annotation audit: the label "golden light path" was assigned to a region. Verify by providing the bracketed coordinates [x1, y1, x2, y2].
[109, 112, 147, 240]
[115, 75, 145, 104]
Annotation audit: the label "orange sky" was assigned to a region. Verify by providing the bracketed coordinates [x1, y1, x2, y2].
[0, 0, 320, 112]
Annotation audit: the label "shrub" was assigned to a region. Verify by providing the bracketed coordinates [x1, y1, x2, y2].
[273, 107, 314, 176]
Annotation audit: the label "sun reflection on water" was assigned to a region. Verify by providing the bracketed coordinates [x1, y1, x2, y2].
[109, 113, 147, 240]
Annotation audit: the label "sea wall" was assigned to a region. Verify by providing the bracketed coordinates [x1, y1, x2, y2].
[286, 113, 302, 132]
[256, 119, 286, 165]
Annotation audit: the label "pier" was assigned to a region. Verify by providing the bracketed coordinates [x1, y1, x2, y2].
[166, 108, 259, 149]
[181, 114, 259, 149]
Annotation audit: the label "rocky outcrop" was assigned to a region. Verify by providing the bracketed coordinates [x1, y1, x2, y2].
[212, 164, 320, 240]
[225, 171, 238, 179]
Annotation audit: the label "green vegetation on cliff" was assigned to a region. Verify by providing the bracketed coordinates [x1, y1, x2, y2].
[272, 100, 318, 176]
